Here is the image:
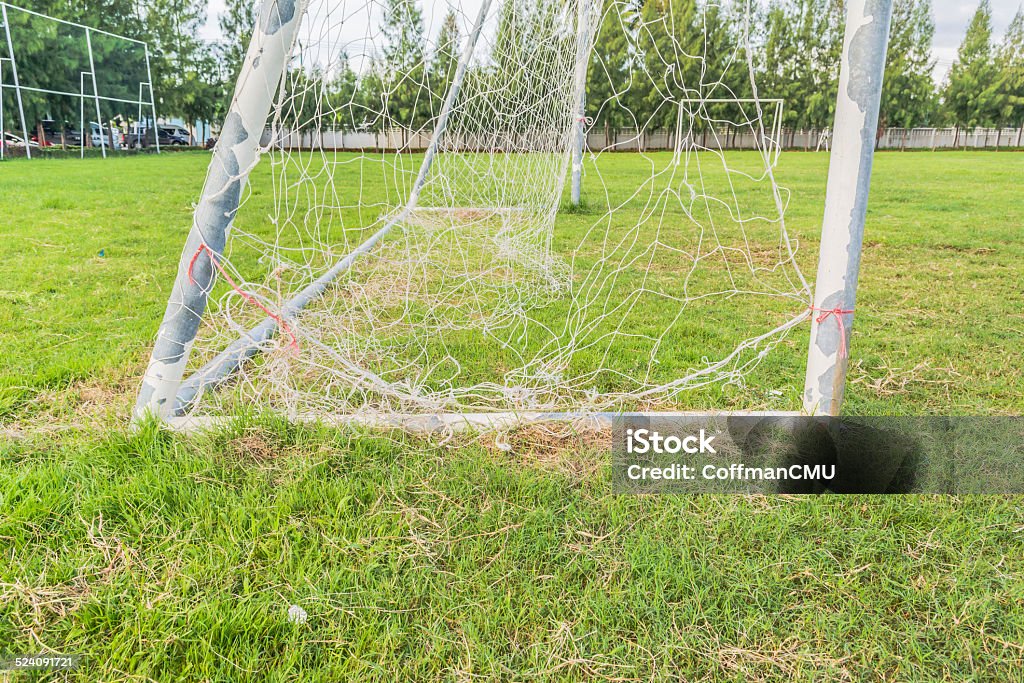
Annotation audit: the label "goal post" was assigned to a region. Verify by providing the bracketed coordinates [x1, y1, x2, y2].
[803, 0, 894, 416]
[134, 0, 894, 431]
[134, 0, 306, 420]
[569, 0, 592, 206]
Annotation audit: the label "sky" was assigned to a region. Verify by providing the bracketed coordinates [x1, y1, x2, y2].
[932, 0, 1021, 80]
[198, 0, 1024, 83]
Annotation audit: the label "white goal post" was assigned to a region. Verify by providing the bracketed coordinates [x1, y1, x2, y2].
[134, 0, 894, 432]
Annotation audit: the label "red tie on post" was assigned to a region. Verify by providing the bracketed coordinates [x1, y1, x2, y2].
[187, 242, 299, 353]
[810, 306, 855, 359]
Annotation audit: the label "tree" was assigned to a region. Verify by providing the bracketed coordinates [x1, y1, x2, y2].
[758, 0, 801, 135]
[178, 45, 222, 141]
[757, 0, 844, 142]
[487, 0, 531, 133]
[798, 0, 844, 132]
[880, 0, 938, 135]
[944, 0, 1002, 140]
[587, 0, 641, 144]
[377, 0, 429, 138]
[218, 0, 258, 111]
[694, 0, 745, 135]
[325, 53, 361, 130]
[634, 0, 701, 134]
[996, 8, 1024, 141]
[428, 9, 461, 115]
[697, 0, 743, 94]
[484, 0, 570, 137]
[25, 0, 144, 37]
[140, 0, 213, 126]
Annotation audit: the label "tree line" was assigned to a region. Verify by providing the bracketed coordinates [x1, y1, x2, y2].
[590, 0, 1023, 140]
[277, 0, 1024, 141]
[3, 0, 1023, 142]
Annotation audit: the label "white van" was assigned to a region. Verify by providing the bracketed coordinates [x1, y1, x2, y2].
[89, 123, 122, 150]
[160, 124, 193, 145]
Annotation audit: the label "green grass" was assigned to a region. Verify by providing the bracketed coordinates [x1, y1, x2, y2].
[1, 151, 1023, 680]
[2, 151, 1022, 417]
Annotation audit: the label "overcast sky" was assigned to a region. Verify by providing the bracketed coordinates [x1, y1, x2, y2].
[199, 0, 1024, 83]
[932, 0, 1021, 80]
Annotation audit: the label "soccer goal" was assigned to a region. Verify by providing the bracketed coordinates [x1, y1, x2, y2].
[0, 2, 158, 159]
[135, 0, 894, 432]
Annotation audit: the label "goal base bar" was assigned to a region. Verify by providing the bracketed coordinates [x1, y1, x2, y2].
[165, 411, 806, 434]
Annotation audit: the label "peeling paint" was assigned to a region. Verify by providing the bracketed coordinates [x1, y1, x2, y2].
[261, 0, 296, 35]
[813, 290, 849, 358]
[134, 0, 305, 421]
[846, 5, 888, 114]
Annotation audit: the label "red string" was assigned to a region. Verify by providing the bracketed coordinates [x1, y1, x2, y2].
[809, 306, 854, 358]
[187, 243, 299, 353]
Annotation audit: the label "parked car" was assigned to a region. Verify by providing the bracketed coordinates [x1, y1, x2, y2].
[125, 127, 148, 148]
[38, 120, 79, 146]
[29, 133, 54, 148]
[88, 123, 122, 150]
[1, 132, 38, 149]
[160, 124, 194, 145]
[127, 126, 190, 148]
[39, 120, 61, 145]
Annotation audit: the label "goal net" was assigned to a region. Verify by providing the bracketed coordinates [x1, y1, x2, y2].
[147, 0, 813, 425]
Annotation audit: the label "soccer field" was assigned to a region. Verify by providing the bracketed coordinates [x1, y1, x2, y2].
[2, 151, 1023, 680]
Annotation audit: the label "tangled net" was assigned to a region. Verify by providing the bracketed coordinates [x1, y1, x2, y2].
[185, 0, 811, 419]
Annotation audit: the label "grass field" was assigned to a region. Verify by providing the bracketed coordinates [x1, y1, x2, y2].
[1, 151, 1023, 680]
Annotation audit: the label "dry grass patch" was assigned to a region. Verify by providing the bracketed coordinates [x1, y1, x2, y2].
[477, 422, 609, 479]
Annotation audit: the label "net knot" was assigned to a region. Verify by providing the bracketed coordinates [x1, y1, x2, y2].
[809, 306, 854, 358]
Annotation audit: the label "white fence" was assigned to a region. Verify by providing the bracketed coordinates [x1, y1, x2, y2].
[876, 127, 1023, 149]
[262, 128, 433, 150]
[590, 127, 1024, 151]
[261, 126, 1024, 152]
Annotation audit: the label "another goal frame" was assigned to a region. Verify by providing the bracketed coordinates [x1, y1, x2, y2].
[0, 1, 159, 160]
[673, 97, 785, 168]
[134, 0, 895, 432]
